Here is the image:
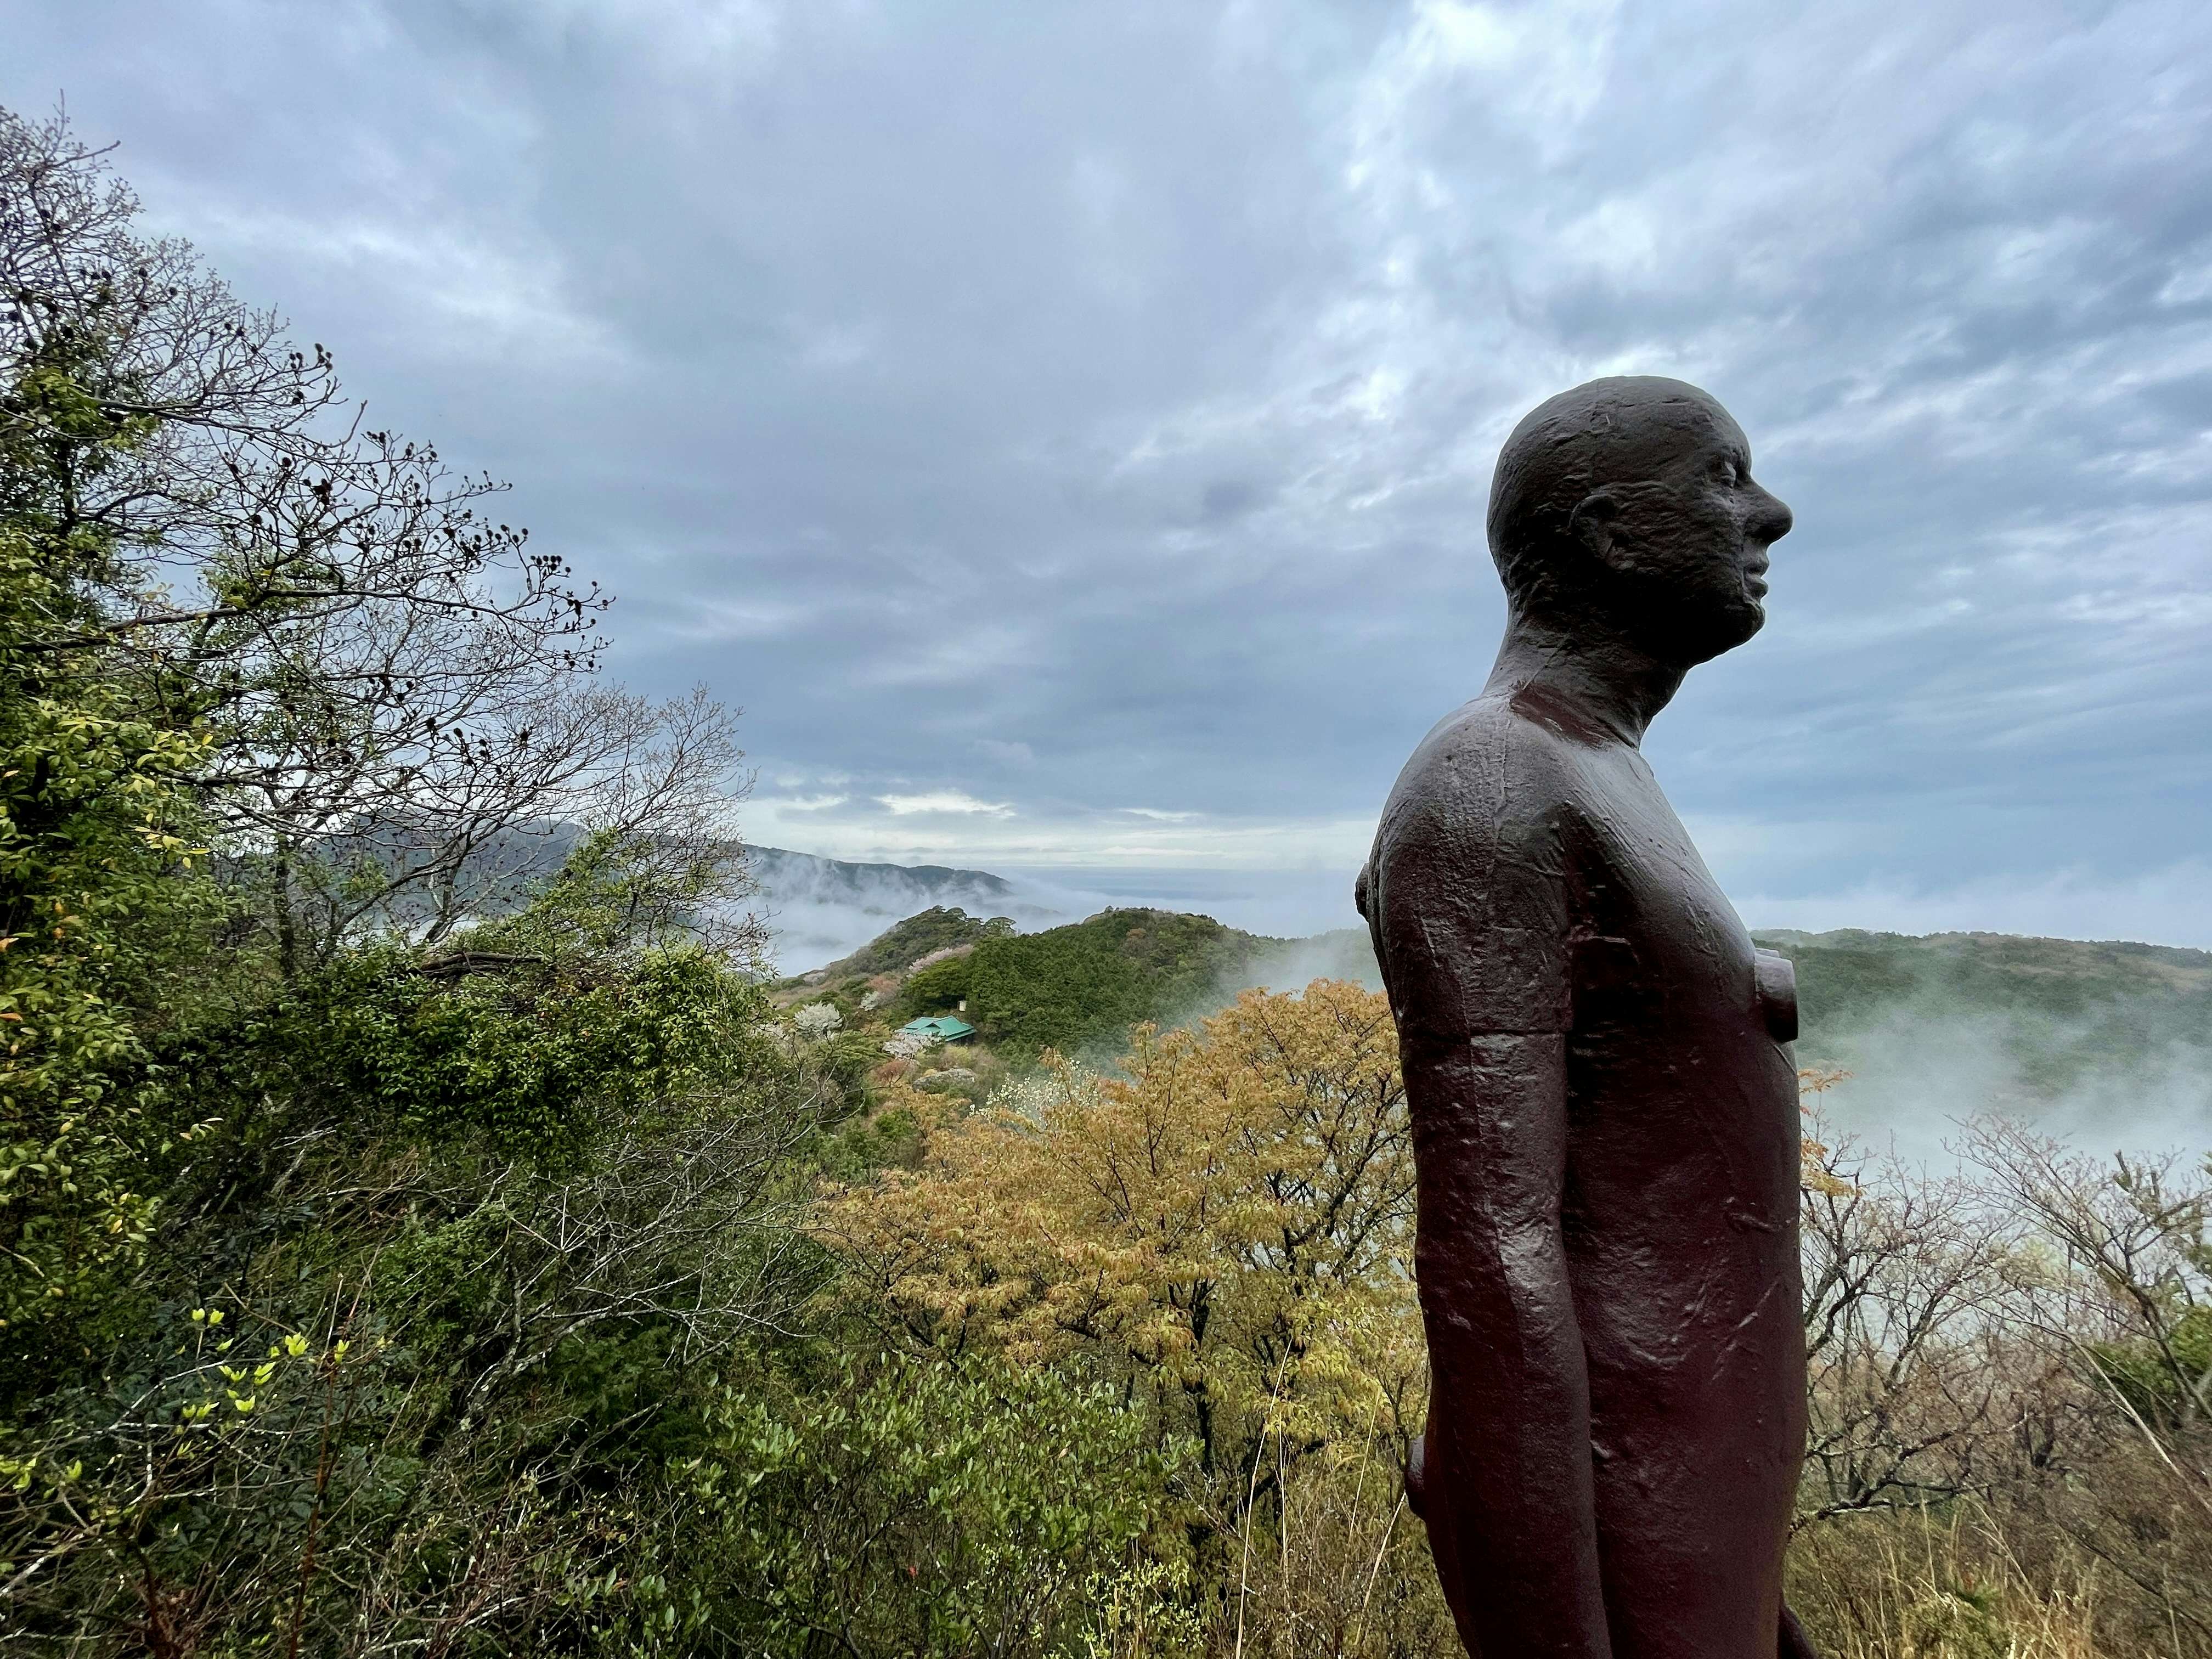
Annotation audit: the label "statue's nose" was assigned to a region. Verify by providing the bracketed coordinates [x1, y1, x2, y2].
[1750, 487, 1792, 544]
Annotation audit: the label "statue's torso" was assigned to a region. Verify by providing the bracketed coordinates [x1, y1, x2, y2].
[1368, 692, 1804, 1658]
[1550, 736, 1805, 1606]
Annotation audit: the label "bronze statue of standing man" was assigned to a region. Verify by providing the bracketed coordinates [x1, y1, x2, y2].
[1358, 377, 1816, 1658]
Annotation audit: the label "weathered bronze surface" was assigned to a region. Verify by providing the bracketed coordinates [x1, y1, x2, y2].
[1358, 377, 1815, 1658]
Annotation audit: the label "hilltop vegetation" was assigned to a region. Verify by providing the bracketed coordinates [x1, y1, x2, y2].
[793, 902, 1016, 985]
[1753, 929, 2212, 1152]
[916, 908, 1266, 1059]
[795, 904, 1380, 1063]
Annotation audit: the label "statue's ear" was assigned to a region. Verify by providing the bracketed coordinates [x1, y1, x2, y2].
[1568, 489, 1624, 569]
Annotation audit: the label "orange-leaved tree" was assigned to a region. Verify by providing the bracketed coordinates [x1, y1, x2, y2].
[823, 981, 1452, 1652]
[823, 980, 1424, 1488]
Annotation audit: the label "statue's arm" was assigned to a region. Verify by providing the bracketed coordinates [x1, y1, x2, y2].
[1402, 1026, 1610, 1655]
[1370, 766, 1612, 1657]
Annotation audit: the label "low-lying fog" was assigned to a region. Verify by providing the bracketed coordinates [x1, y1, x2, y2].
[752, 849, 2211, 1166]
[1797, 1005, 2212, 1171]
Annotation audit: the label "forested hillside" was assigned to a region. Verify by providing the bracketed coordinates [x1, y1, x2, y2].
[796, 905, 1378, 1060]
[1760, 927, 2212, 1087]
[854, 905, 2212, 1137]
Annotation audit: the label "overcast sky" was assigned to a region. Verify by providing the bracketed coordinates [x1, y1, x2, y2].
[12, 1, 2212, 943]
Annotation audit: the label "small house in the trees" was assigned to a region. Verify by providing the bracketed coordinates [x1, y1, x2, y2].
[896, 1014, 975, 1046]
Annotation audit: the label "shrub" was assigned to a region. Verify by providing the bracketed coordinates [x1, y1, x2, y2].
[659, 1353, 1199, 1658]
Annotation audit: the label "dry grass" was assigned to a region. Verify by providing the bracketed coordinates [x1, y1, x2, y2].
[1210, 1443, 1453, 1659]
[1791, 1507, 2134, 1659]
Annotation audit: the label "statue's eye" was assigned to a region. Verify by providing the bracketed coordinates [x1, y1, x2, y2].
[1715, 458, 1741, 486]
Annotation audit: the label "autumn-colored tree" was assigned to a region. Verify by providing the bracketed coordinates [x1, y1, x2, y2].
[828, 981, 1421, 1477]
[824, 981, 1448, 1652]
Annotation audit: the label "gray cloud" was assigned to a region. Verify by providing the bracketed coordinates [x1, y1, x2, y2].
[12, 0, 2212, 938]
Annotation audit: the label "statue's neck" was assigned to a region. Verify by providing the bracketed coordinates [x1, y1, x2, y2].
[1484, 612, 1688, 748]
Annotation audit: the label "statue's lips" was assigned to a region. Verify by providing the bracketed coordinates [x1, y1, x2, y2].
[1743, 562, 1770, 599]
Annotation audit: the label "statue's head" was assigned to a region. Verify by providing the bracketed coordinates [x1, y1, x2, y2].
[1487, 376, 1792, 665]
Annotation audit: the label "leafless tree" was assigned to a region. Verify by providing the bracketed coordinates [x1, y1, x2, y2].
[1966, 1119, 2212, 1442]
[1796, 1114, 2060, 1526]
[5, 106, 757, 973]
[401, 1086, 832, 1463]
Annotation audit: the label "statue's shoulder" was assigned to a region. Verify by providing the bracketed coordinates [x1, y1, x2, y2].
[1385, 692, 1585, 826]
[1361, 695, 1589, 932]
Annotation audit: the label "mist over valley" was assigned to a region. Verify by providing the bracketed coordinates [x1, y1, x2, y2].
[755, 847, 2212, 1163]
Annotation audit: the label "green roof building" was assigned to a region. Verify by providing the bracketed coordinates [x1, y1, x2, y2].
[898, 1014, 975, 1044]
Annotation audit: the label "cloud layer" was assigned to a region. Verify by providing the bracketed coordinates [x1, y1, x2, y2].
[13, 0, 2212, 939]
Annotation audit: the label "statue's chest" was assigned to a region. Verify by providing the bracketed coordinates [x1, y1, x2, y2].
[1564, 756, 1756, 1030]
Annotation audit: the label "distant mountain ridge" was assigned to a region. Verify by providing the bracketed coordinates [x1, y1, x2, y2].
[1756, 927, 2212, 988]
[744, 845, 1017, 908]
[744, 844, 1069, 973]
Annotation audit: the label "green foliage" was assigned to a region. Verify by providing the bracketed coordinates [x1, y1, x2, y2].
[961, 908, 1266, 1059]
[1, 1299, 378, 1646]
[2089, 1302, 2212, 1431]
[803, 904, 1014, 983]
[0, 357, 218, 1331]
[278, 941, 776, 1167]
[819, 1099, 926, 1179]
[899, 948, 972, 1015]
[814, 1026, 881, 1108]
[662, 1354, 1198, 1658]
[1, 864, 840, 1648]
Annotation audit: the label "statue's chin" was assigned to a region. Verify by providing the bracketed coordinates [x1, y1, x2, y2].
[1690, 616, 1764, 664]
[1626, 596, 1764, 667]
